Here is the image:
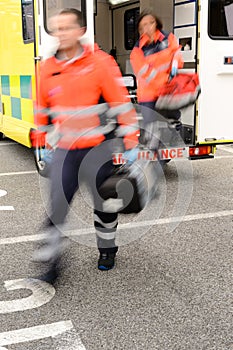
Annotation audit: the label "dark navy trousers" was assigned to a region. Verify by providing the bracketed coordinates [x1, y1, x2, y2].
[48, 142, 118, 249]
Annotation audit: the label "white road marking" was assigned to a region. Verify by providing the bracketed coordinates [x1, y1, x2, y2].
[0, 321, 86, 349]
[0, 209, 232, 245]
[53, 328, 87, 350]
[0, 233, 46, 245]
[218, 146, 233, 154]
[0, 190, 7, 196]
[0, 142, 17, 146]
[0, 206, 14, 211]
[0, 171, 37, 177]
[0, 278, 55, 314]
[117, 209, 233, 230]
[215, 155, 233, 159]
[0, 189, 14, 210]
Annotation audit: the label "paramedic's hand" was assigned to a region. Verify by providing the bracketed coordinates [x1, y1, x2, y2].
[33, 147, 54, 165]
[39, 148, 54, 164]
[124, 148, 138, 164]
[170, 67, 178, 79]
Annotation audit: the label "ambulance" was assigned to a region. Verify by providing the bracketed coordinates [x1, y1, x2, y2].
[0, 0, 232, 176]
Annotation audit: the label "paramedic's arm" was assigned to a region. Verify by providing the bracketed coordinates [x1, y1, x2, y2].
[98, 60, 139, 150]
[130, 46, 150, 78]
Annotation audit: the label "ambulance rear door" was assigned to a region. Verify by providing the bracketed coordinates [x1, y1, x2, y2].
[35, 0, 89, 61]
[197, 0, 233, 144]
[173, 0, 198, 145]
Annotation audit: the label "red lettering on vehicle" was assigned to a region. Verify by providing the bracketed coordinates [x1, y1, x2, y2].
[112, 153, 124, 164]
[161, 149, 169, 159]
[151, 151, 158, 161]
[169, 149, 176, 158]
[112, 154, 117, 164]
[177, 148, 184, 157]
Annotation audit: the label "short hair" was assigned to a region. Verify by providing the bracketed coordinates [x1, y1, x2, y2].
[137, 9, 163, 31]
[59, 8, 84, 27]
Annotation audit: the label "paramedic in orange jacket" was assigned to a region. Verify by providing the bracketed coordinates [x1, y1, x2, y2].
[32, 8, 138, 283]
[130, 9, 183, 143]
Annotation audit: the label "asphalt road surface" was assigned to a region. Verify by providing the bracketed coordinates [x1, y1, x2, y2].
[0, 139, 232, 350]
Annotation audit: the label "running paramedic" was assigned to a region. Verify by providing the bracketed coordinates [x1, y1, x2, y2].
[32, 8, 139, 283]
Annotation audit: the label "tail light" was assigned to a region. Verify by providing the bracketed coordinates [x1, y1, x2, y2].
[189, 145, 213, 157]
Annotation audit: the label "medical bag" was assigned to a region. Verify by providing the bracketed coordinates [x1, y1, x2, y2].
[156, 73, 201, 110]
[98, 160, 159, 214]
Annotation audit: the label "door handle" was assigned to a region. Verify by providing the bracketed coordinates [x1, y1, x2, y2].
[34, 56, 42, 61]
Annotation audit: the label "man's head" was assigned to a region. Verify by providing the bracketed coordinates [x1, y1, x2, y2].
[52, 8, 85, 51]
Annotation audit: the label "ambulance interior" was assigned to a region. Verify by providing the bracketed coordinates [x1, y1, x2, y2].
[94, 0, 233, 145]
[94, 0, 197, 146]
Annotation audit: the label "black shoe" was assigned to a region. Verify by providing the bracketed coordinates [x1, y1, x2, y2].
[38, 261, 60, 284]
[98, 248, 118, 271]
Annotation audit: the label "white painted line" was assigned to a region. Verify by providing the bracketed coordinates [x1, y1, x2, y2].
[53, 328, 87, 349]
[0, 278, 55, 314]
[0, 142, 17, 146]
[117, 210, 233, 230]
[65, 209, 233, 235]
[0, 321, 85, 348]
[0, 210, 233, 245]
[217, 146, 233, 154]
[0, 206, 14, 211]
[0, 170, 37, 177]
[0, 233, 46, 245]
[215, 155, 233, 159]
[0, 190, 14, 210]
[0, 190, 7, 196]
[0, 321, 73, 346]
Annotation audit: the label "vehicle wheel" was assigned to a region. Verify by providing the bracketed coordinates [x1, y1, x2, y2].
[0, 132, 4, 141]
[33, 146, 51, 178]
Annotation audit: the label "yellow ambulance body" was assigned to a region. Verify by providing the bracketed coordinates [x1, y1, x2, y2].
[0, 0, 37, 147]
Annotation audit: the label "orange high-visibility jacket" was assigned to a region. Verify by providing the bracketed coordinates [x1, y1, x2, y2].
[130, 30, 183, 102]
[36, 45, 138, 150]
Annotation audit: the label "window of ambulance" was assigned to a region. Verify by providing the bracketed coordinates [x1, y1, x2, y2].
[124, 7, 140, 50]
[208, 0, 233, 39]
[43, 0, 86, 33]
[21, 0, 34, 42]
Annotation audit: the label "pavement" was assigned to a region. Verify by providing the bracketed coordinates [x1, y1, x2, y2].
[0, 140, 232, 350]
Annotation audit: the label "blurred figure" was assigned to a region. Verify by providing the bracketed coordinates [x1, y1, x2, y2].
[32, 8, 138, 283]
[130, 9, 184, 148]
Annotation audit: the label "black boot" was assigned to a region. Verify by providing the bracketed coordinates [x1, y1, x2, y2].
[98, 246, 118, 271]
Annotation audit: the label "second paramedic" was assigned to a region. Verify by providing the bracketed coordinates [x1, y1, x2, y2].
[130, 9, 183, 147]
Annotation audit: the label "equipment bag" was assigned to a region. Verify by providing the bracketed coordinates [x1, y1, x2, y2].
[98, 160, 159, 214]
[156, 73, 201, 111]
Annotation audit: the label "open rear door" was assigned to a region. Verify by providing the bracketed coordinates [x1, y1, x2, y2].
[35, 0, 88, 61]
[197, 0, 233, 144]
[173, 0, 198, 145]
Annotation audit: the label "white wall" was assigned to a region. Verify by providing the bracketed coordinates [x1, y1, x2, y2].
[140, 0, 173, 32]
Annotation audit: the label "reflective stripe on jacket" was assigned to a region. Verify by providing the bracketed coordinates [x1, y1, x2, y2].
[36, 45, 138, 150]
[130, 30, 183, 102]
[36, 103, 139, 150]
